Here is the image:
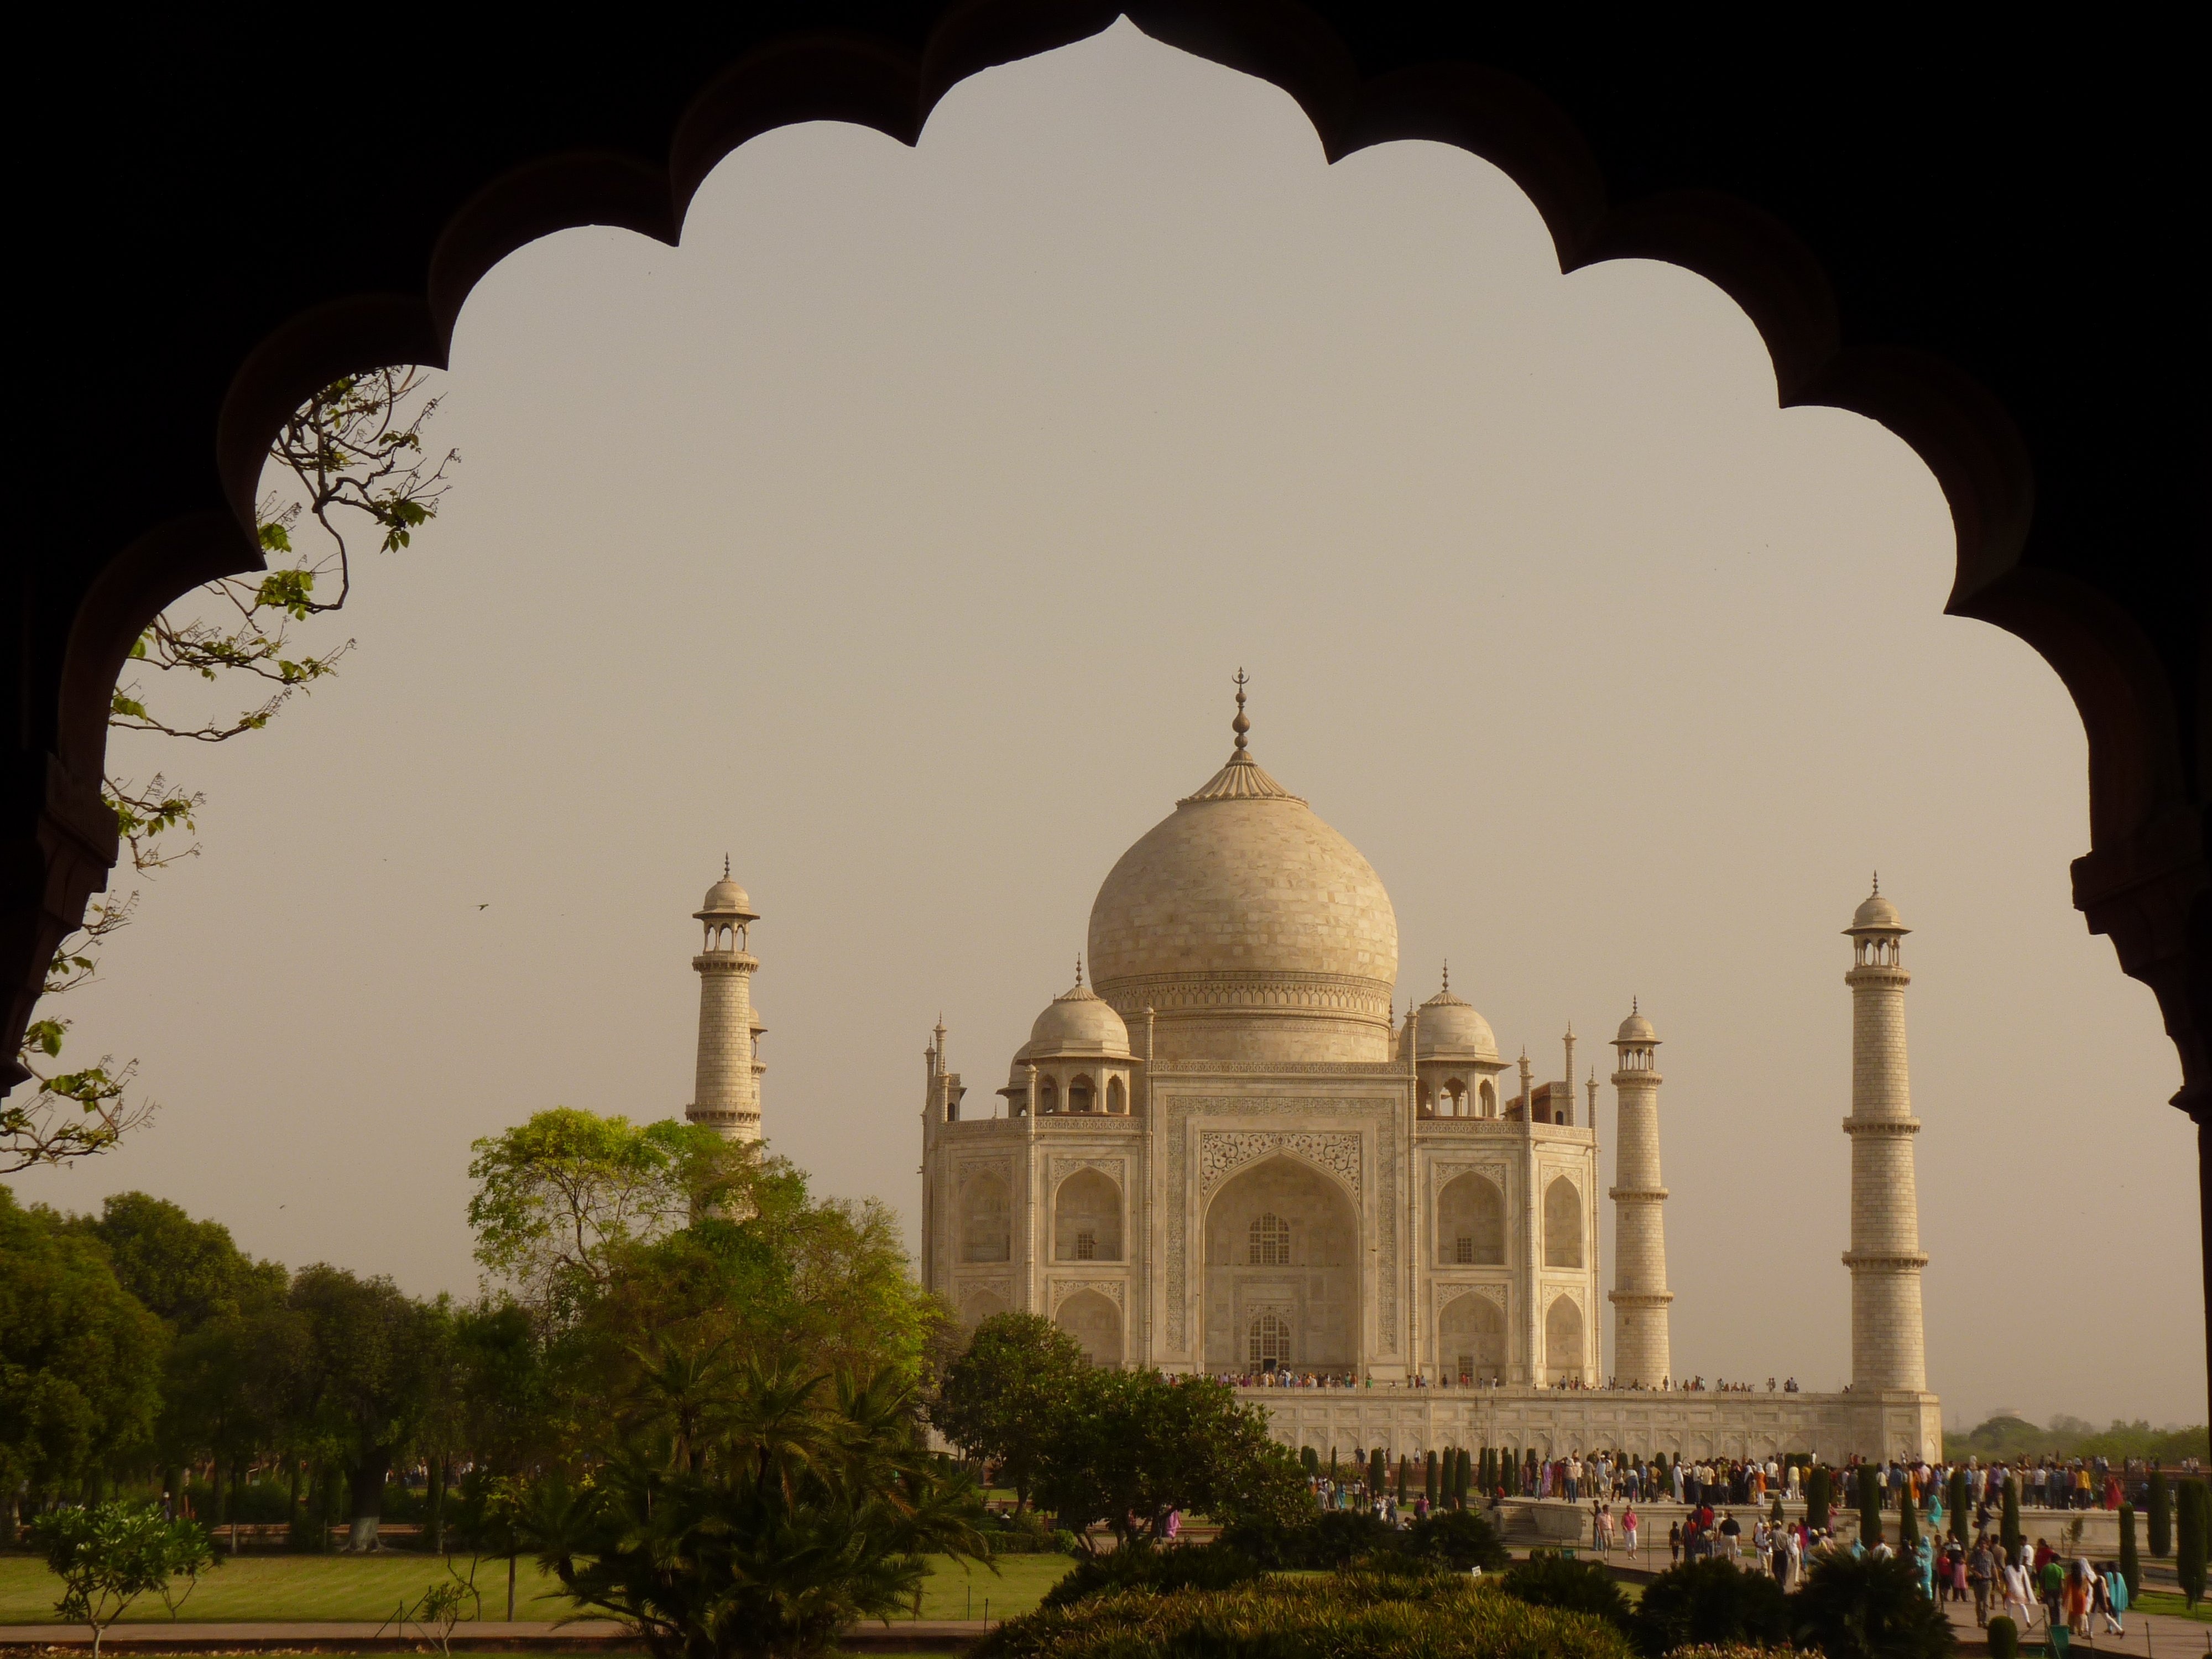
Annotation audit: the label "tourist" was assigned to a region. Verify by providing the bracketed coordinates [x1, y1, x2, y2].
[1720, 1510, 1741, 1562]
[2002, 1556, 2038, 1633]
[2101, 1561, 2128, 1636]
[1669, 1520, 1683, 1565]
[1969, 1537, 1996, 1626]
[1623, 1503, 1639, 1556]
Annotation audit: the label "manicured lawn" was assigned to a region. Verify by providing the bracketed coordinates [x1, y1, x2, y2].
[0, 1550, 1072, 1627]
[2135, 1589, 2212, 1624]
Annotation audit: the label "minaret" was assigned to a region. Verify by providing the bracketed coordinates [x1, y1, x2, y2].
[1607, 1000, 1673, 1386]
[687, 858, 763, 1142]
[1843, 877, 1927, 1392]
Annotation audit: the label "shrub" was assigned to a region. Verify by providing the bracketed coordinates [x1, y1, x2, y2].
[2119, 1502, 2140, 1600]
[1857, 1468, 1882, 1551]
[1404, 1507, 1510, 1572]
[983, 1510, 1076, 1555]
[1632, 1557, 1791, 1658]
[1499, 1550, 1633, 1633]
[1807, 1467, 1832, 1533]
[2179, 1479, 2207, 1605]
[1037, 1540, 1262, 1609]
[974, 1571, 1634, 1659]
[1947, 1468, 1969, 1544]
[2150, 1470, 2171, 1557]
[1985, 1614, 2019, 1659]
[2000, 1477, 2022, 1559]
[1897, 1490, 1920, 1552]
[1220, 1507, 1395, 1569]
[1791, 1549, 1957, 1659]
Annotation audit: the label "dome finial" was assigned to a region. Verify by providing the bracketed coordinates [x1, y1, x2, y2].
[1075, 953, 1084, 987]
[1231, 667, 1250, 756]
[1871, 870, 1880, 896]
[1632, 995, 1639, 1015]
[1441, 959, 1449, 992]
[723, 852, 731, 879]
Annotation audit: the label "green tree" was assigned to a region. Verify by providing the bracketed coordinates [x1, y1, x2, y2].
[1634, 1556, 1791, 1656]
[2178, 1478, 2207, 1606]
[289, 1265, 446, 1550]
[30, 1504, 216, 1659]
[2001, 1474, 2023, 1559]
[1858, 1465, 1884, 1550]
[2119, 1502, 2140, 1600]
[530, 1365, 987, 1659]
[1034, 1369, 1307, 1551]
[930, 1313, 1087, 1512]
[1425, 1449, 1438, 1505]
[1500, 1551, 1633, 1634]
[1396, 1453, 1409, 1505]
[1370, 1446, 1387, 1495]
[1948, 1466, 1969, 1543]
[159, 1300, 311, 1548]
[1402, 1507, 1509, 1572]
[2150, 1468, 2172, 1556]
[1807, 1465, 1832, 1531]
[1791, 1549, 1958, 1659]
[0, 1190, 165, 1511]
[1986, 1614, 2020, 1659]
[1898, 1485, 1921, 1551]
[75, 1192, 286, 1331]
[10, 368, 453, 1174]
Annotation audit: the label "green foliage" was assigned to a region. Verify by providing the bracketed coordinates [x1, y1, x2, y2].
[77, 1192, 286, 1331]
[0, 1189, 167, 1498]
[1858, 1466, 1883, 1550]
[1038, 1540, 1264, 1609]
[1402, 1507, 1510, 1572]
[1499, 1550, 1632, 1632]
[2119, 1503, 2140, 1600]
[2001, 1476, 2023, 1558]
[1371, 1446, 1387, 1494]
[1986, 1614, 2020, 1659]
[1897, 1487, 1920, 1551]
[2178, 1479, 2207, 1605]
[2150, 1469, 2172, 1556]
[931, 1313, 1089, 1510]
[30, 1503, 217, 1655]
[1947, 1467, 1968, 1543]
[975, 1572, 1634, 1659]
[1791, 1548, 1958, 1659]
[529, 1365, 987, 1659]
[288, 1264, 447, 1546]
[1032, 1368, 1308, 1548]
[1632, 1557, 1791, 1658]
[1221, 1508, 1395, 1569]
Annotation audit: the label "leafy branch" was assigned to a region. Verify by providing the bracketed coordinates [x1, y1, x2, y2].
[8, 366, 454, 1171]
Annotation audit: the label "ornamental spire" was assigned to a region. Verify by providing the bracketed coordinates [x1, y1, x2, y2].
[1232, 667, 1251, 755]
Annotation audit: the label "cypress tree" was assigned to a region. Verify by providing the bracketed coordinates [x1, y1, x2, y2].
[1986, 1614, 2020, 1659]
[1330, 1447, 1339, 1480]
[1396, 1454, 1410, 1505]
[1370, 1447, 1387, 1496]
[1458, 1448, 1472, 1506]
[2119, 1501, 2140, 1601]
[2179, 1480, 2208, 1607]
[1302, 1444, 1319, 1477]
[1858, 1465, 1884, 1550]
[2001, 1475, 2023, 1559]
[1949, 1467, 1969, 1543]
[1425, 1451, 1439, 1506]
[1898, 1486, 1921, 1551]
[1807, 1466, 1831, 1533]
[2151, 1469, 2172, 1557]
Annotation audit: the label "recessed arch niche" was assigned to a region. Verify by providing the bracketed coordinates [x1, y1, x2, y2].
[1202, 1155, 1358, 1371]
[1053, 1167, 1122, 1261]
[1055, 1288, 1122, 1366]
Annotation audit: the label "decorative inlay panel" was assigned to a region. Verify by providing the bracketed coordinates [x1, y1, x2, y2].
[1052, 1278, 1126, 1311]
[1199, 1130, 1362, 1198]
[1049, 1155, 1126, 1186]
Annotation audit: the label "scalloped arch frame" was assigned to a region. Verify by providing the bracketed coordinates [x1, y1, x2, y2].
[14, 7, 2204, 1186]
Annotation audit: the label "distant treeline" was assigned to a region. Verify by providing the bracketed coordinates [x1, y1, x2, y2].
[1943, 1413, 2208, 1463]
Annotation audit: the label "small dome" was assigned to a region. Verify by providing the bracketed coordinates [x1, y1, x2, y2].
[1849, 886, 1906, 932]
[697, 875, 755, 919]
[1616, 1006, 1657, 1044]
[1026, 979, 1130, 1058]
[1415, 984, 1498, 1060]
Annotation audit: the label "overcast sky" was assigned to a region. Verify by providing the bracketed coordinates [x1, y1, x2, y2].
[13, 20, 2199, 1429]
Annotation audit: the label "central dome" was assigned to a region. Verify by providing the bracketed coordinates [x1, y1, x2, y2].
[1086, 714, 1398, 1065]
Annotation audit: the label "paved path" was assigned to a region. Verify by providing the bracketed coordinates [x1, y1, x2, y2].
[1939, 1599, 2210, 1658]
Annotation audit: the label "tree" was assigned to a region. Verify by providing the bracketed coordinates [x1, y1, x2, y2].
[1986, 1614, 2020, 1659]
[1791, 1549, 1959, 1659]
[529, 1365, 988, 1659]
[1424, 1449, 1438, 1506]
[1898, 1485, 1921, 1552]
[1634, 1556, 1792, 1657]
[289, 1265, 446, 1550]
[30, 1504, 216, 1659]
[76, 1192, 286, 1331]
[1403, 1507, 1509, 1572]
[2150, 1468, 2172, 1557]
[1807, 1465, 1833, 1533]
[1370, 1447, 1387, 1495]
[2000, 1474, 2023, 1559]
[1948, 1466, 1969, 1544]
[1034, 1369, 1307, 1551]
[159, 1300, 311, 1548]
[2178, 1479, 2207, 1606]
[0, 1190, 166, 1512]
[1859, 1465, 1884, 1550]
[2119, 1502, 2140, 1600]
[10, 368, 453, 1173]
[930, 1313, 1087, 1512]
[1396, 1453, 1409, 1505]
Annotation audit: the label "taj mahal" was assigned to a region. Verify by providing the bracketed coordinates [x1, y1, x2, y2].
[682, 685, 1943, 1465]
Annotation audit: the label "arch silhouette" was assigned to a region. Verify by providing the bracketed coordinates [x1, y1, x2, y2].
[11, 6, 2201, 1424]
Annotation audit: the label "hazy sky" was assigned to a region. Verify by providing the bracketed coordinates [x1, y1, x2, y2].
[14, 20, 2199, 1429]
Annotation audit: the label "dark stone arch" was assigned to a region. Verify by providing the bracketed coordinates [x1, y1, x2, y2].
[7, 18, 2201, 1413]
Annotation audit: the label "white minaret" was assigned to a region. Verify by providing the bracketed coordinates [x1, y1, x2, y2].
[1843, 877, 1927, 1393]
[688, 859, 763, 1143]
[1607, 1001, 1673, 1386]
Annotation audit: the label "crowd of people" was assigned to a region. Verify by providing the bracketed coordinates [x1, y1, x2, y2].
[1218, 1368, 1810, 1391]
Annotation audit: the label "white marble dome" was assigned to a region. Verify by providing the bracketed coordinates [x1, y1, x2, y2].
[1416, 983, 1498, 1059]
[1024, 978, 1130, 1058]
[1086, 737, 1398, 1063]
[697, 875, 754, 917]
[1849, 886, 1906, 931]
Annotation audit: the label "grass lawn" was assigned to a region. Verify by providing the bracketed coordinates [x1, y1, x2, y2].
[0, 1550, 1072, 1627]
[2135, 1589, 2212, 1624]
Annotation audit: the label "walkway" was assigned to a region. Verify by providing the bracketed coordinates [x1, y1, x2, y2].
[0, 1619, 992, 1652]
